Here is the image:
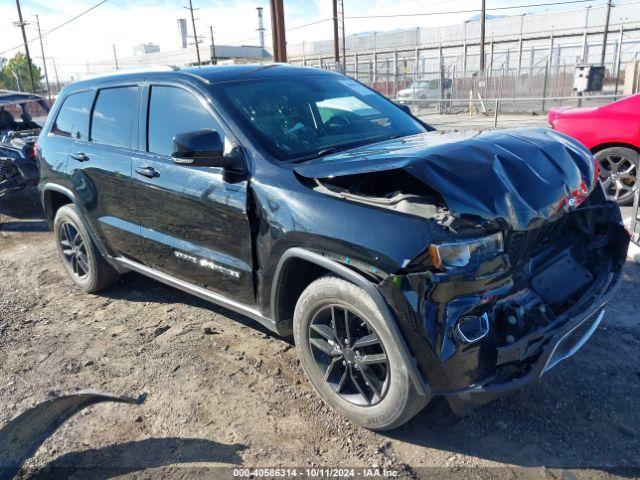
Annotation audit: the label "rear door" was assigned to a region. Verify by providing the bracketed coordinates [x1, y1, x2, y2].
[45, 89, 94, 186]
[131, 83, 255, 305]
[67, 85, 145, 261]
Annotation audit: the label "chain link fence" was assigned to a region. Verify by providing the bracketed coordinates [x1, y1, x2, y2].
[289, 16, 640, 118]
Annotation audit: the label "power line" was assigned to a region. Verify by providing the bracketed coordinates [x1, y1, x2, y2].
[345, 0, 600, 19]
[290, 18, 333, 32]
[228, 18, 332, 47]
[40, 0, 108, 37]
[0, 0, 108, 56]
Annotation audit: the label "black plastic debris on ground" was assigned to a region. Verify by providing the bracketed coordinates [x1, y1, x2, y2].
[0, 390, 146, 480]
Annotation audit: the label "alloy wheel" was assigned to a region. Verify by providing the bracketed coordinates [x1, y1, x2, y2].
[308, 305, 389, 406]
[59, 221, 90, 279]
[598, 153, 637, 203]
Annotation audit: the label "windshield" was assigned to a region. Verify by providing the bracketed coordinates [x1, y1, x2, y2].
[413, 81, 433, 89]
[412, 79, 451, 90]
[215, 75, 426, 162]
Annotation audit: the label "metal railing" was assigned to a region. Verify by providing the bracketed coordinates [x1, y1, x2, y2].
[401, 93, 625, 116]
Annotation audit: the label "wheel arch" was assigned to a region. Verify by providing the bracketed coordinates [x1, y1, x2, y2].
[590, 142, 640, 154]
[270, 247, 430, 397]
[41, 182, 128, 274]
[41, 183, 76, 226]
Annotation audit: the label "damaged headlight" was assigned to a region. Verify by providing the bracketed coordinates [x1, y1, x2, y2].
[429, 232, 504, 270]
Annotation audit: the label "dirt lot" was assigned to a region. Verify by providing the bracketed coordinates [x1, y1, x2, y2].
[1, 188, 639, 479]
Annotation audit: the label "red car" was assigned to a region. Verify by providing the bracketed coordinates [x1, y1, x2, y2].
[548, 94, 639, 204]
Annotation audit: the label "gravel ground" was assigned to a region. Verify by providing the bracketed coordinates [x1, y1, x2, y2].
[1, 188, 639, 480]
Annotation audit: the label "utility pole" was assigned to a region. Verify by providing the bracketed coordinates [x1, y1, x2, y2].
[209, 26, 217, 64]
[601, 0, 612, 66]
[270, 0, 286, 62]
[332, 0, 340, 67]
[340, 0, 347, 63]
[517, 14, 525, 76]
[276, 0, 286, 62]
[14, 0, 36, 93]
[35, 14, 51, 101]
[270, 0, 279, 62]
[112, 44, 119, 70]
[340, 0, 346, 71]
[479, 0, 486, 72]
[51, 57, 61, 93]
[186, 0, 201, 65]
[582, 5, 591, 63]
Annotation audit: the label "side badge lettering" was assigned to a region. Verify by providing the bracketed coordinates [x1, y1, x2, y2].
[173, 251, 240, 279]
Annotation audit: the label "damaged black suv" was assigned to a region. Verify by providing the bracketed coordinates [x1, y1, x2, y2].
[37, 65, 629, 430]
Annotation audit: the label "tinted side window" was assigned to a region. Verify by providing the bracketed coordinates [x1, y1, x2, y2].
[91, 87, 138, 148]
[148, 86, 223, 156]
[52, 91, 93, 140]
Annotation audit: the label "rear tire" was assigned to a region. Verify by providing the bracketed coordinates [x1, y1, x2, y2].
[594, 146, 638, 205]
[293, 276, 429, 431]
[53, 204, 119, 293]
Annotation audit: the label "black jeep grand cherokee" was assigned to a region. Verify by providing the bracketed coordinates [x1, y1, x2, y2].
[37, 65, 629, 430]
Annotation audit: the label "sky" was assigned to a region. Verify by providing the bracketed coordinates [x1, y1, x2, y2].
[0, 0, 614, 80]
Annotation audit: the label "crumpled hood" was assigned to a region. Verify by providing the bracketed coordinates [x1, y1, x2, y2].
[294, 128, 596, 230]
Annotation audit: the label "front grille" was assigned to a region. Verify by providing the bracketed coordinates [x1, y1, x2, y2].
[0, 157, 18, 181]
[505, 215, 571, 265]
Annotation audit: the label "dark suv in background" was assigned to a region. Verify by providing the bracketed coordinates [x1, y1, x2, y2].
[37, 65, 628, 430]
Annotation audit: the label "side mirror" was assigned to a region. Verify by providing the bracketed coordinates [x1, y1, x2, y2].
[395, 103, 436, 131]
[172, 129, 241, 169]
[396, 103, 412, 116]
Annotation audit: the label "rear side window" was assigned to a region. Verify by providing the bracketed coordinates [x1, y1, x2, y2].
[147, 85, 223, 156]
[52, 91, 93, 140]
[90, 87, 138, 148]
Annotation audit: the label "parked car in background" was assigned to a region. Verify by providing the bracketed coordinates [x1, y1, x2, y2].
[396, 79, 452, 108]
[0, 91, 50, 198]
[548, 94, 639, 205]
[37, 65, 628, 430]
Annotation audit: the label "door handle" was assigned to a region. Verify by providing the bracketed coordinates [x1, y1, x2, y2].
[70, 152, 89, 162]
[135, 166, 160, 178]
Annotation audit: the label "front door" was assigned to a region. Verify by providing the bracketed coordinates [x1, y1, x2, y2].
[131, 84, 255, 305]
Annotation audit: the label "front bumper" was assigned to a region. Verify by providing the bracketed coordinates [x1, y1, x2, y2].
[377, 195, 629, 414]
[443, 303, 607, 414]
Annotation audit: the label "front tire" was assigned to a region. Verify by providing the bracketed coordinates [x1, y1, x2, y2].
[53, 204, 119, 293]
[293, 276, 429, 430]
[595, 146, 638, 205]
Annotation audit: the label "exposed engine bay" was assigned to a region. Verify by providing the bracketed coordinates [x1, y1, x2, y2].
[312, 169, 443, 219]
